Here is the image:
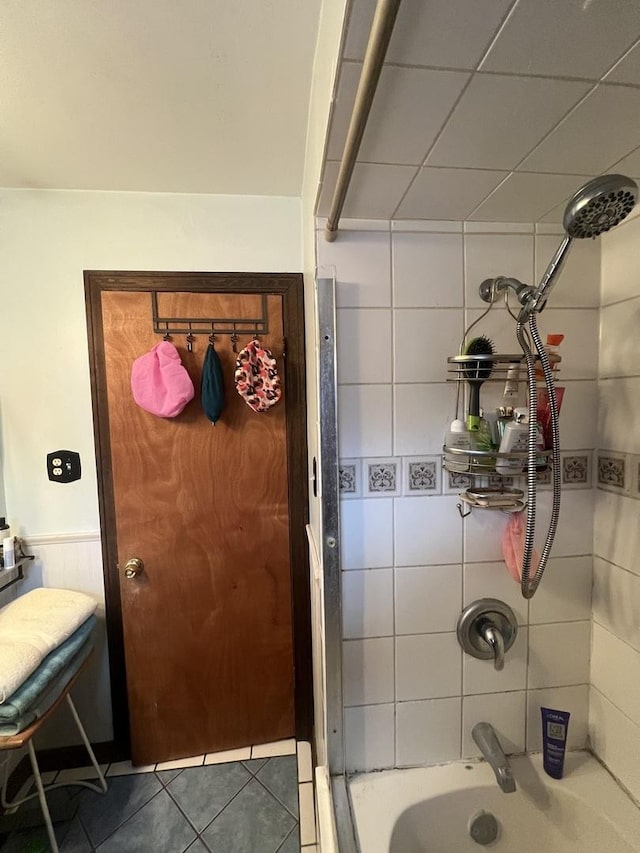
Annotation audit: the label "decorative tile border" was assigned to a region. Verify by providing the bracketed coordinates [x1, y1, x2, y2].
[597, 452, 627, 491]
[594, 449, 640, 500]
[561, 452, 592, 489]
[402, 456, 441, 495]
[364, 458, 401, 497]
[339, 459, 362, 499]
[444, 470, 471, 494]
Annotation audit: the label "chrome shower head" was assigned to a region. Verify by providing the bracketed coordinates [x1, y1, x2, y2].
[518, 173, 638, 320]
[563, 174, 638, 238]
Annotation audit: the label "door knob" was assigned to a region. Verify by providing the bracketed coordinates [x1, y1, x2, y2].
[123, 557, 144, 579]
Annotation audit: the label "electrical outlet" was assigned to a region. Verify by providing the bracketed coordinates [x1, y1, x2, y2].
[47, 450, 81, 483]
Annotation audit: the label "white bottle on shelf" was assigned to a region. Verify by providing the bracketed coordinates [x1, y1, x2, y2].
[445, 419, 473, 471]
[495, 407, 529, 475]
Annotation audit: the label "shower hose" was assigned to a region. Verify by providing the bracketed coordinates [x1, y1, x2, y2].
[516, 315, 562, 599]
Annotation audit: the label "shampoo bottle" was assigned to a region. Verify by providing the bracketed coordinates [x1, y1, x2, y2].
[495, 407, 529, 475]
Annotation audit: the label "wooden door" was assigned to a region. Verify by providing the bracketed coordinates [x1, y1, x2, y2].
[98, 289, 295, 765]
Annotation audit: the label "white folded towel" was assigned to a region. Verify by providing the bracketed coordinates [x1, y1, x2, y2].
[0, 588, 97, 703]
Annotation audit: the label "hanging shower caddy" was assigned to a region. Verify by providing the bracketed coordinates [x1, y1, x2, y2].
[444, 288, 556, 516]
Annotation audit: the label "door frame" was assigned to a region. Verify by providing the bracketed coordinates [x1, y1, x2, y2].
[84, 270, 312, 754]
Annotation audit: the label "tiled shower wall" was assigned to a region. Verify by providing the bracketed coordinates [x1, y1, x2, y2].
[590, 211, 640, 801]
[317, 220, 599, 772]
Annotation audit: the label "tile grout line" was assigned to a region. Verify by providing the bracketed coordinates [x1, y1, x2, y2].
[252, 770, 301, 823]
[194, 765, 261, 839]
[81, 783, 167, 852]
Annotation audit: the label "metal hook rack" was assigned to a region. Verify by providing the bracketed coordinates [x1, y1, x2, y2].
[151, 293, 269, 342]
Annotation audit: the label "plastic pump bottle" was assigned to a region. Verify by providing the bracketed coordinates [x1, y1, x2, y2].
[495, 407, 529, 475]
[2, 536, 15, 570]
[445, 419, 472, 471]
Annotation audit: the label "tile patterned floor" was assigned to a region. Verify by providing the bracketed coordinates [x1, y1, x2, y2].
[0, 741, 317, 853]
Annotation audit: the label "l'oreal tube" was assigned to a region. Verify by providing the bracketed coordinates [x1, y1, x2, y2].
[541, 707, 570, 779]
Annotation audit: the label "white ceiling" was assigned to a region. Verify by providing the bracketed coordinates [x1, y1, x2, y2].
[4, 0, 640, 223]
[318, 0, 640, 222]
[0, 0, 322, 195]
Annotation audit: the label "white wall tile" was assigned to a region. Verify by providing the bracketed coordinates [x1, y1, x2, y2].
[396, 633, 462, 701]
[318, 161, 417, 221]
[519, 86, 640, 176]
[396, 698, 462, 766]
[464, 235, 534, 309]
[591, 623, 640, 727]
[345, 704, 395, 772]
[338, 384, 392, 458]
[527, 684, 589, 751]
[464, 627, 528, 695]
[601, 217, 640, 305]
[589, 687, 640, 802]
[394, 497, 462, 567]
[558, 380, 597, 450]
[318, 230, 391, 308]
[593, 556, 640, 652]
[537, 489, 594, 558]
[594, 491, 640, 577]
[344, 0, 513, 68]
[342, 569, 394, 639]
[393, 233, 464, 308]
[395, 564, 462, 635]
[600, 298, 640, 379]
[528, 556, 593, 625]
[340, 499, 393, 570]
[535, 308, 599, 380]
[328, 64, 469, 166]
[396, 167, 509, 221]
[535, 235, 600, 308]
[392, 220, 463, 233]
[462, 691, 526, 758]
[343, 638, 395, 706]
[463, 561, 528, 626]
[394, 309, 463, 382]
[426, 75, 589, 171]
[462, 304, 524, 360]
[394, 383, 457, 456]
[528, 622, 591, 689]
[470, 173, 591, 224]
[336, 309, 392, 384]
[464, 508, 509, 564]
[480, 0, 640, 79]
[598, 378, 640, 457]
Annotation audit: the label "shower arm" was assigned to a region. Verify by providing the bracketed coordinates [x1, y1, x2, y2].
[479, 233, 574, 322]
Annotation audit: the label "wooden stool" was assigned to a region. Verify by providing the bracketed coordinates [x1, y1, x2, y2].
[0, 654, 107, 853]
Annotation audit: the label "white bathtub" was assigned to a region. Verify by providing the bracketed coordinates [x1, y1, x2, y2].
[349, 752, 640, 852]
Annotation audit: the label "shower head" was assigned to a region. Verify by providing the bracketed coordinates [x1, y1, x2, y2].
[520, 174, 638, 320]
[563, 174, 638, 238]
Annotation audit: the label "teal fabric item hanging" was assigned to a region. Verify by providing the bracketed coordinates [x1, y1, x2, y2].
[201, 344, 225, 424]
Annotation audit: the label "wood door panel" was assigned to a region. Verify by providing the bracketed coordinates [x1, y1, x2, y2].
[101, 291, 294, 763]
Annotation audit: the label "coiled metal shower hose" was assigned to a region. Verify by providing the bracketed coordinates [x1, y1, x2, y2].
[516, 315, 562, 599]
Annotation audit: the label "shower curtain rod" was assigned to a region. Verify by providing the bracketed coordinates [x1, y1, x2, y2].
[323, 0, 402, 242]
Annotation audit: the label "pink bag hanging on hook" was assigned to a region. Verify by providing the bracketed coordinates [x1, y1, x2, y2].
[502, 510, 541, 583]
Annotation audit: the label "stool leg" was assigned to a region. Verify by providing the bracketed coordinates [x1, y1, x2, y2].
[65, 694, 107, 794]
[27, 740, 59, 853]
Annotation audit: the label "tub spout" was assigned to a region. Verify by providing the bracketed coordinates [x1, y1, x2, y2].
[472, 722, 516, 794]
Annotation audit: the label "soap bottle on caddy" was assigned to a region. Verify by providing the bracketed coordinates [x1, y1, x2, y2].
[495, 407, 530, 476]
